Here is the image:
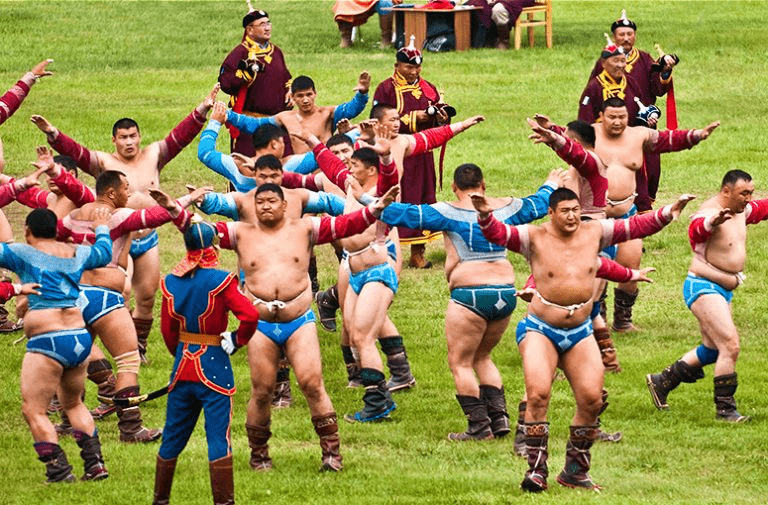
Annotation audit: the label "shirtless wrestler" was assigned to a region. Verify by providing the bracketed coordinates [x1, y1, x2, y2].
[215, 182, 399, 471]
[472, 188, 694, 492]
[57, 170, 195, 443]
[647, 170, 767, 422]
[296, 125, 411, 420]
[3, 207, 111, 483]
[591, 97, 718, 332]
[31, 84, 218, 362]
[378, 165, 564, 440]
[226, 72, 370, 156]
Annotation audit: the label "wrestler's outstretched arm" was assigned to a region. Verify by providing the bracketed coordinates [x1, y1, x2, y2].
[404, 115, 485, 157]
[156, 84, 218, 170]
[600, 194, 696, 248]
[0, 59, 53, 125]
[331, 71, 370, 129]
[32, 115, 102, 176]
[645, 121, 719, 155]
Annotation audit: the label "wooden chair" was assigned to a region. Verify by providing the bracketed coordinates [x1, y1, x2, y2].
[514, 0, 553, 50]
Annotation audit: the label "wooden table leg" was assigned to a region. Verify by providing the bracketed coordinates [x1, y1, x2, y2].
[454, 11, 471, 51]
[403, 11, 427, 50]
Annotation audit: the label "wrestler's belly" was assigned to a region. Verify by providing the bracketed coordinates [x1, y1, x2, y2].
[447, 260, 514, 291]
[25, 307, 86, 337]
[689, 256, 742, 291]
[529, 298, 593, 329]
[348, 247, 390, 274]
[244, 280, 313, 323]
[81, 268, 126, 293]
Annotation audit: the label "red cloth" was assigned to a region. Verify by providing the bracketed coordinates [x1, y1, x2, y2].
[0, 75, 33, 126]
[554, 136, 607, 213]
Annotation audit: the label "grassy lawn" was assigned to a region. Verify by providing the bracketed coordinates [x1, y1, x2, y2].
[0, 1, 767, 503]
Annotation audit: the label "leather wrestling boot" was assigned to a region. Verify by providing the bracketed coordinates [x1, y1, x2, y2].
[380, 336, 416, 392]
[153, 455, 177, 505]
[312, 412, 343, 472]
[74, 430, 109, 481]
[646, 359, 704, 410]
[34, 442, 76, 484]
[246, 422, 272, 471]
[594, 327, 621, 373]
[520, 422, 549, 492]
[448, 395, 494, 441]
[345, 368, 396, 423]
[513, 401, 527, 457]
[556, 425, 601, 490]
[209, 455, 235, 505]
[714, 373, 751, 422]
[479, 384, 511, 438]
[115, 386, 162, 443]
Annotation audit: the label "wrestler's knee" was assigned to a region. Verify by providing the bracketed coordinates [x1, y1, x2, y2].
[249, 382, 273, 407]
[576, 390, 603, 419]
[526, 387, 551, 411]
[297, 375, 325, 403]
[717, 335, 740, 362]
[114, 350, 141, 377]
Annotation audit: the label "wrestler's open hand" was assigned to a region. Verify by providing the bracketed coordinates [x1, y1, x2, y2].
[17, 164, 48, 191]
[355, 71, 371, 94]
[289, 129, 320, 149]
[469, 192, 493, 218]
[336, 118, 353, 135]
[634, 267, 656, 283]
[696, 121, 720, 141]
[546, 168, 569, 188]
[459, 115, 485, 132]
[211, 101, 227, 123]
[371, 185, 399, 216]
[346, 176, 365, 201]
[34, 146, 61, 178]
[667, 193, 696, 219]
[515, 287, 535, 303]
[532, 113, 554, 130]
[30, 115, 56, 135]
[358, 119, 377, 142]
[19, 283, 42, 296]
[31, 59, 54, 79]
[709, 208, 735, 227]
[183, 185, 213, 207]
[148, 188, 180, 213]
[90, 207, 112, 229]
[528, 119, 562, 147]
[371, 124, 392, 156]
[202, 83, 221, 111]
[231, 153, 256, 174]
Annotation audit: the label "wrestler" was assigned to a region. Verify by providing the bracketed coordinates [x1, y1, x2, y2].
[647, 170, 766, 422]
[472, 188, 694, 491]
[153, 221, 260, 505]
[378, 164, 564, 439]
[297, 126, 413, 419]
[56, 170, 195, 443]
[0, 59, 53, 126]
[9, 148, 119, 420]
[373, 42, 452, 268]
[225, 71, 370, 156]
[215, 182, 399, 471]
[587, 97, 718, 332]
[219, 8, 292, 156]
[2, 207, 111, 483]
[31, 84, 218, 363]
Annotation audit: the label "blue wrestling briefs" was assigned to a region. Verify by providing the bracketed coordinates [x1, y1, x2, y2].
[348, 262, 399, 295]
[516, 314, 593, 354]
[341, 239, 398, 263]
[450, 285, 516, 321]
[683, 273, 733, 309]
[258, 309, 316, 346]
[80, 285, 126, 326]
[27, 328, 92, 368]
[130, 230, 159, 259]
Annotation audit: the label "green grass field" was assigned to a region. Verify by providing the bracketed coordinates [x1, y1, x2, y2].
[1, 1, 767, 503]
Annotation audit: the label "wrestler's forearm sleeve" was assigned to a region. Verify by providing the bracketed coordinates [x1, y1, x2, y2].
[215, 221, 237, 250]
[512, 183, 557, 225]
[688, 216, 712, 249]
[312, 207, 376, 245]
[84, 226, 113, 269]
[16, 186, 51, 209]
[555, 137, 600, 180]
[282, 171, 321, 192]
[746, 199, 768, 225]
[376, 159, 398, 196]
[51, 169, 94, 206]
[597, 257, 635, 283]
[225, 110, 278, 135]
[0, 181, 24, 208]
[312, 144, 349, 190]
[0, 282, 16, 304]
[602, 207, 671, 247]
[477, 213, 523, 253]
[333, 91, 368, 127]
[49, 131, 100, 175]
[648, 129, 699, 155]
[110, 206, 178, 239]
[200, 193, 239, 220]
[409, 125, 455, 156]
[157, 108, 208, 169]
[0, 73, 34, 125]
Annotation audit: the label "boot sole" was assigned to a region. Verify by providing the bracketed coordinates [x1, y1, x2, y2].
[645, 374, 670, 411]
[556, 474, 601, 491]
[387, 377, 416, 392]
[344, 403, 396, 423]
[521, 475, 548, 492]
